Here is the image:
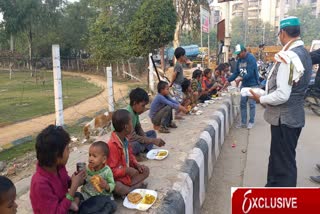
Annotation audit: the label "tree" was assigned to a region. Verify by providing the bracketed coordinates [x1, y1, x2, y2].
[287, 5, 320, 46]
[230, 18, 245, 47]
[58, 0, 97, 58]
[0, 26, 9, 50]
[129, 0, 177, 71]
[231, 18, 276, 48]
[173, 0, 210, 48]
[0, 0, 21, 51]
[88, 0, 143, 65]
[0, 0, 64, 69]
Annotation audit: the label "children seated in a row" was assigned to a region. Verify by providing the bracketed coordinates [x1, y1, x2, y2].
[123, 88, 165, 156]
[107, 109, 149, 196]
[30, 113, 150, 213]
[149, 81, 188, 133]
[202, 68, 222, 96]
[81, 141, 115, 200]
[30, 125, 86, 213]
[0, 176, 18, 214]
[181, 78, 197, 109]
[214, 63, 231, 87]
[191, 69, 211, 103]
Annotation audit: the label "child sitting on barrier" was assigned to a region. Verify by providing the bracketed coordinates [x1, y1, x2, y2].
[149, 81, 187, 133]
[181, 78, 197, 109]
[30, 125, 86, 213]
[81, 141, 115, 200]
[0, 176, 18, 214]
[191, 69, 211, 103]
[107, 109, 149, 197]
[121, 88, 165, 156]
[202, 68, 222, 96]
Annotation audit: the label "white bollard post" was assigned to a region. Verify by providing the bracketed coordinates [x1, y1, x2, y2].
[52, 44, 64, 126]
[106, 67, 114, 112]
[148, 53, 155, 93]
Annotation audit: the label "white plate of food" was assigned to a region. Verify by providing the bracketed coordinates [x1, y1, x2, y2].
[123, 189, 157, 211]
[195, 110, 203, 115]
[212, 97, 223, 100]
[207, 100, 215, 104]
[146, 149, 169, 160]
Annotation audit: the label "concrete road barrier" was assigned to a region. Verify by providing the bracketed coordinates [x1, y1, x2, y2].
[157, 100, 237, 214]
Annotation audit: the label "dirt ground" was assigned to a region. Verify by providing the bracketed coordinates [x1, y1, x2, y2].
[0, 71, 144, 183]
[0, 72, 131, 146]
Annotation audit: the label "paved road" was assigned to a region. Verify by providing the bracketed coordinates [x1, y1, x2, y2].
[201, 105, 320, 214]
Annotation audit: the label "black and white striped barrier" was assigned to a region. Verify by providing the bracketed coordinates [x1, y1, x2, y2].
[157, 99, 237, 214]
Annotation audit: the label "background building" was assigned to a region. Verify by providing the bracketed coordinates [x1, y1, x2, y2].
[227, 0, 320, 31]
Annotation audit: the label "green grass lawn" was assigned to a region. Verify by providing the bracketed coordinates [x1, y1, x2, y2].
[0, 70, 102, 126]
[0, 123, 84, 161]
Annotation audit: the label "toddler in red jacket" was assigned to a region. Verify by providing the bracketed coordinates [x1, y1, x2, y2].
[107, 109, 149, 196]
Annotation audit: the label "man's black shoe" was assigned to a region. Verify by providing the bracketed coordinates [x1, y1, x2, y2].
[310, 176, 320, 184]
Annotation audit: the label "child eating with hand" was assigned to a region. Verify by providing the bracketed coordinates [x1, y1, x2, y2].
[107, 109, 149, 197]
[30, 125, 86, 214]
[149, 81, 187, 133]
[0, 176, 18, 214]
[81, 141, 115, 199]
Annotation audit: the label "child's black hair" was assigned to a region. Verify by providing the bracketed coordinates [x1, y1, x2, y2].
[174, 47, 186, 59]
[112, 109, 131, 132]
[0, 176, 15, 204]
[192, 69, 202, 79]
[36, 125, 70, 167]
[203, 68, 212, 77]
[91, 141, 109, 157]
[181, 78, 191, 93]
[129, 87, 149, 106]
[217, 63, 226, 71]
[157, 81, 168, 93]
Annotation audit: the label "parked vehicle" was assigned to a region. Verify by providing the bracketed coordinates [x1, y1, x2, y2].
[305, 84, 320, 116]
[166, 45, 200, 65]
[306, 40, 320, 116]
[258, 60, 274, 90]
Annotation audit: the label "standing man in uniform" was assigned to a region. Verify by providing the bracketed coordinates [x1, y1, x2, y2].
[250, 16, 312, 187]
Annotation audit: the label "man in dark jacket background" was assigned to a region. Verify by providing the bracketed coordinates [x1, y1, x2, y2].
[309, 48, 320, 184]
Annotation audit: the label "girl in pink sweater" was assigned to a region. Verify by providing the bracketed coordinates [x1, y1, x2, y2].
[30, 125, 86, 214]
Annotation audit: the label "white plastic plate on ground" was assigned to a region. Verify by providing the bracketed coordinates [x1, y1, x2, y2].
[123, 189, 158, 211]
[146, 149, 169, 160]
[196, 110, 203, 115]
[212, 97, 223, 100]
[205, 100, 215, 104]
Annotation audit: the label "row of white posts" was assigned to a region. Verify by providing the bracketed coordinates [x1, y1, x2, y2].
[52, 45, 115, 127]
[52, 45, 156, 126]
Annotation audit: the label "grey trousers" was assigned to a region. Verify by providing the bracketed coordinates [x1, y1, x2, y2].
[151, 105, 173, 127]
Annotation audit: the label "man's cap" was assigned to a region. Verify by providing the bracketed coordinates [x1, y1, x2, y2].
[280, 16, 300, 29]
[234, 44, 245, 55]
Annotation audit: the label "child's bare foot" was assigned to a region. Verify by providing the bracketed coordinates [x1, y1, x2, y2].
[141, 182, 148, 189]
[69, 202, 79, 212]
[153, 125, 160, 131]
[159, 126, 170, 133]
[168, 122, 178, 128]
[175, 114, 185, 120]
